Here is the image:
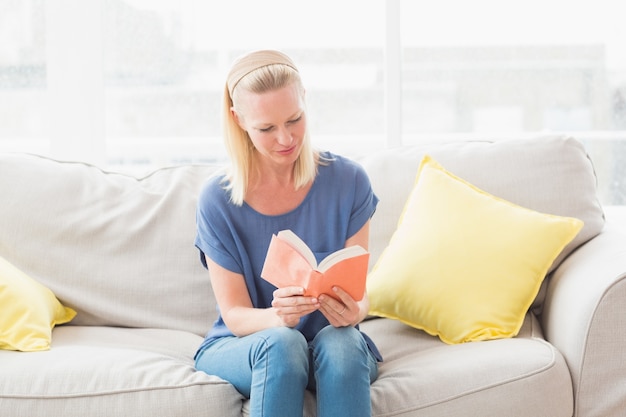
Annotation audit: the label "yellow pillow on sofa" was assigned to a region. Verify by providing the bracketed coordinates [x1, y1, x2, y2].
[367, 156, 583, 344]
[0, 256, 76, 351]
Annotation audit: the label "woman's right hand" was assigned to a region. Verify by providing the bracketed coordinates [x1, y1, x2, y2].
[271, 286, 320, 327]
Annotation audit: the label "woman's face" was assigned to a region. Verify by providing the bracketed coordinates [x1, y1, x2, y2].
[233, 83, 307, 168]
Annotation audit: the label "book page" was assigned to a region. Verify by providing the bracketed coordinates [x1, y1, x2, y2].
[317, 245, 368, 272]
[261, 234, 314, 289]
[276, 229, 317, 268]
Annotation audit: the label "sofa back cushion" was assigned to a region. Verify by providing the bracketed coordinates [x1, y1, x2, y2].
[359, 135, 605, 307]
[0, 154, 219, 336]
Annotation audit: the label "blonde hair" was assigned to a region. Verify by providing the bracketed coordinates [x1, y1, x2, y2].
[221, 50, 319, 206]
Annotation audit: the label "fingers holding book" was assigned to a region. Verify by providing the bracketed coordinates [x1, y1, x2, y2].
[319, 286, 359, 327]
[271, 286, 320, 328]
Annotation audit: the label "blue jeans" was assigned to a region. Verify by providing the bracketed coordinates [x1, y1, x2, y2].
[195, 326, 379, 417]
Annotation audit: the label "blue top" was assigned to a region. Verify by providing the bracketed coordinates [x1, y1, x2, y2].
[194, 152, 381, 360]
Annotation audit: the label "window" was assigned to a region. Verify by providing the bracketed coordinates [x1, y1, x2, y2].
[400, 0, 626, 204]
[1, 0, 624, 204]
[103, 0, 385, 167]
[0, 0, 47, 153]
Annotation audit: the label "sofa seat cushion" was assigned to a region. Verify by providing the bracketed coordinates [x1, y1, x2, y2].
[0, 326, 243, 417]
[241, 314, 574, 417]
[362, 314, 573, 417]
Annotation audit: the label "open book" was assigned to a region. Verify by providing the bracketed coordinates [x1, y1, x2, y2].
[260, 230, 369, 301]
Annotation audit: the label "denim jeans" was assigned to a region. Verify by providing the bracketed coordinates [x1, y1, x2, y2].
[195, 326, 379, 417]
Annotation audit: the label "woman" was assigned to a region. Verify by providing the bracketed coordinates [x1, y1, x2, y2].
[194, 49, 381, 417]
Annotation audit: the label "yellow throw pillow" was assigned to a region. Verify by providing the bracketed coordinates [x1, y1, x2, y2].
[0, 256, 76, 351]
[367, 156, 584, 344]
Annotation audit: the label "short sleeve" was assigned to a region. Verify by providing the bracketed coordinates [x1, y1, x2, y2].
[346, 159, 379, 239]
[195, 177, 243, 274]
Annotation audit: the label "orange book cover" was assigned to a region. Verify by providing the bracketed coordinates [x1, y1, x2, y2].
[260, 230, 369, 301]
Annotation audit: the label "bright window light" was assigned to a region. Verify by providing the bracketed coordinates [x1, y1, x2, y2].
[0, 0, 624, 204]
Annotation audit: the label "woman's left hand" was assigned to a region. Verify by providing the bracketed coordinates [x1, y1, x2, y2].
[318, 286, 364, 327]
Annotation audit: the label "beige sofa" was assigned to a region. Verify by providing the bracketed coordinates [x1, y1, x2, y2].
[1, 135, 625, 417]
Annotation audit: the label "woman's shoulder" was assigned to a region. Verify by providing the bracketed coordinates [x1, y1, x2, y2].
[198, 171, 231, 208]
[318, 151, 369, 181]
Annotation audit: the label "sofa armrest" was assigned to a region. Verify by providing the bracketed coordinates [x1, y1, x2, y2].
[541, 226, 626, 417]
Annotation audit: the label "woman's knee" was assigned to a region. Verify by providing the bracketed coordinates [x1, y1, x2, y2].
[252, 327, 308, 367]
[315, 326, 365, 351]
[312, 326, 368, 365]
